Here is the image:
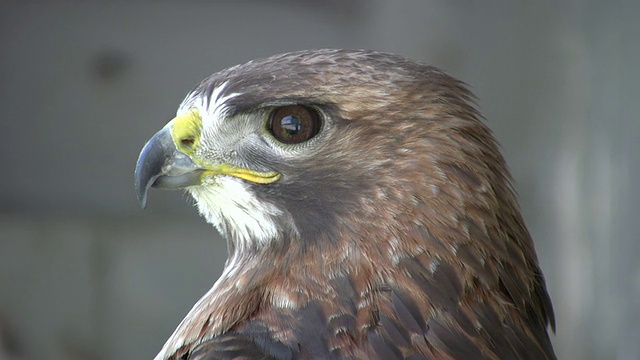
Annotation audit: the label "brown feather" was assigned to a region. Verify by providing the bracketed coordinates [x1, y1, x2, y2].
[146, 49, 555, 360]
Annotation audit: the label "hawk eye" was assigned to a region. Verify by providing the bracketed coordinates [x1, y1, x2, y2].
[269, 105, 321, 144]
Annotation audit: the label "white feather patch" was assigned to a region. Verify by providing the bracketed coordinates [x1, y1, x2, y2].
[188, 176, 282, 249]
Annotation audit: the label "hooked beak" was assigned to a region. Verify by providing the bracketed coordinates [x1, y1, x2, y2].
[135, 110, 282, 209]
[134, 127, 201, 208]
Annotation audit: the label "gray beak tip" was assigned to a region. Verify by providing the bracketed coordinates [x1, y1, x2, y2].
[134, 129, 169, 210]
[134, 160, 152, 209]
[135, 182, 149, 209]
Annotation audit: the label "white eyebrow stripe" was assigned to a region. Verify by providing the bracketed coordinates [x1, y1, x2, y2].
[178, 81, 241, 134]
[208, 85, 241, 129]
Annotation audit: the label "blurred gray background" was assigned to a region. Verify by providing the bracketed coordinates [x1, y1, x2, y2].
[0, 0, 638, 359]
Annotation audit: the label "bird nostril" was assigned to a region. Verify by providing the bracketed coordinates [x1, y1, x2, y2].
[180, 137, 195, 149]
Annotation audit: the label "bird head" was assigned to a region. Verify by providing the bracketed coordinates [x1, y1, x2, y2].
[135, 49, 497, 254]
[135, 50, 556, 360]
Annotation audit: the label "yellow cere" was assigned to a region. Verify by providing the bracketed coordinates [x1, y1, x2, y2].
[170, 108, 203, 155]
[170, 108, 281, 185]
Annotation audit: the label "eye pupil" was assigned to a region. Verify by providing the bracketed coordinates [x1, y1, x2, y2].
[269, 105, 321, 144]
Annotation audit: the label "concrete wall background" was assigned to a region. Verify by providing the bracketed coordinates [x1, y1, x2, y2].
[0, 1, 638, 359]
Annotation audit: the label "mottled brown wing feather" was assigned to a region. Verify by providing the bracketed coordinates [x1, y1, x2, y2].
[187, 327, 293, 360]
[187, 251, 555, 360]
[366, 253, 557, 360]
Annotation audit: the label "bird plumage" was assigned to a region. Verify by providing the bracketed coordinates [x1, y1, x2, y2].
[135, 49, 555, 359]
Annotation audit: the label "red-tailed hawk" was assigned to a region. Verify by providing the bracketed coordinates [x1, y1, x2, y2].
[134, 49, 556, 359]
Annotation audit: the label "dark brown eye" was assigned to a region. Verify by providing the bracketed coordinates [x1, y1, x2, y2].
[269, 105, 321, 144]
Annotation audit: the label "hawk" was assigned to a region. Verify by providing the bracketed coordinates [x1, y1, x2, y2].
[134, 49, 556, 360]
